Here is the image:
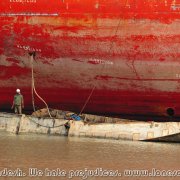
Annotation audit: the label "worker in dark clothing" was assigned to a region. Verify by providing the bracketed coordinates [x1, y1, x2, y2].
[11, 89, 24, 114]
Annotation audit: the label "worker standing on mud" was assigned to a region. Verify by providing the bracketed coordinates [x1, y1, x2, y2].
[11, 89, 24, 114]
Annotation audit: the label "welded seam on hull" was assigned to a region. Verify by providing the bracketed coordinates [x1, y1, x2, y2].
[126, 60, 141, 80]
[131, 60, 141, 80]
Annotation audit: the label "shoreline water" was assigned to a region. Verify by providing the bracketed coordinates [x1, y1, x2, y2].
[0, 131, 180, 180]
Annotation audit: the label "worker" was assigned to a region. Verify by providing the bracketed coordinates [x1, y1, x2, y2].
[11, 89, 24, 114]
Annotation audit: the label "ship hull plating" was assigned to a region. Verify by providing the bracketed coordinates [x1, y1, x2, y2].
[0, 0, 180, 116]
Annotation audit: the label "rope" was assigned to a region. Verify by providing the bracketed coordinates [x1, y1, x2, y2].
[30, 54, 52, 118]
[79, 86, 95, 115]
[31, 55, 36, 112]
[27, 116, 69, 129]
[79, 1, 129, 114]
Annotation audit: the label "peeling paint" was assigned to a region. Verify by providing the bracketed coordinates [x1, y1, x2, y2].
[16, 44, 42, 52]
[0, 0, 180, 116]
[88, 58, 113, 65]
[0, 13, 59, 16]
[171, 5, 180, 11]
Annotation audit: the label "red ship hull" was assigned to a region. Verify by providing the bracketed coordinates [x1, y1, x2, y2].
[0, 0, 180, 117]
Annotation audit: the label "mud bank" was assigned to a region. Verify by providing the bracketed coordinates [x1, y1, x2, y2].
[0, 113, 68, 136]
[0, 112, 180, 142]
[69, 121, 180, 142]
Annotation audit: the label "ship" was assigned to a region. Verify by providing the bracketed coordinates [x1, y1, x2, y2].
[0, 0, 180, 117]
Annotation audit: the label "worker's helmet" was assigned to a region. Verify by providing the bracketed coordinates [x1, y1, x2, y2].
[16, 89, 20, 93]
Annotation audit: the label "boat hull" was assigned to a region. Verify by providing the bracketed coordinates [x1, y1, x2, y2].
[0, 0, 180, 117]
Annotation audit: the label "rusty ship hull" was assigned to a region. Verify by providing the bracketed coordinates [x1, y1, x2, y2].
[0, 0, 180, 117]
